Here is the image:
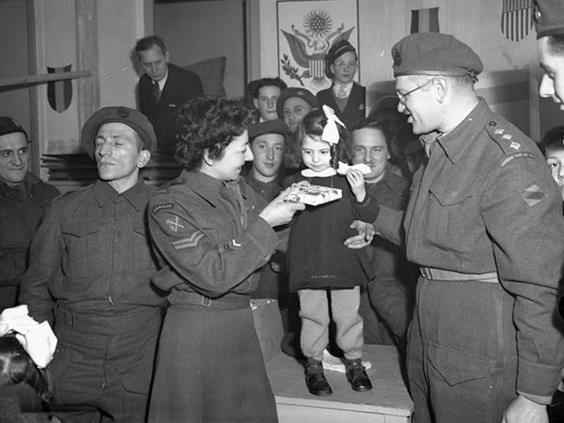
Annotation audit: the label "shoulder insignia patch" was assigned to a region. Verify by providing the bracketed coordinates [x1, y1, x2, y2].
[152, 203, 173, 214]
[520, 184, 545, 207]
[165, 215, 185, 232]
[500, 152, 536, 167]
[172, 231, 205, 250]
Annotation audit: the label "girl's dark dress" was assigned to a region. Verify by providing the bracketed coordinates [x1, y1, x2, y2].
[288, 173, 379, 292]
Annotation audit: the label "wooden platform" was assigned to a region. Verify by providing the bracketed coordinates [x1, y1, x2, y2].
[266, 344, 413, 423]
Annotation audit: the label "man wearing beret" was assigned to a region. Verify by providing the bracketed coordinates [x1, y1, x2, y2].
[372, 33, 564, 423]
[0, 117, 59, 312]
[19, 107, 165, 422]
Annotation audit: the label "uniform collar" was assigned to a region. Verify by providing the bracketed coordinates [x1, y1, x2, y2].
[180, 170, 248, 207]
[93, 178, 148, 211]
[435, 98, 489, 164]
[0, 173, 39, 199]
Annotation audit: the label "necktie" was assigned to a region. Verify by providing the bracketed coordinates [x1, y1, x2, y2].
[152, 81, 161, 104]
[336, 86, 347, 99]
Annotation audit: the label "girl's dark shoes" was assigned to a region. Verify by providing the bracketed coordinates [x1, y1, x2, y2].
[305, 359, 333, 396]
[345, 358, 372, 392]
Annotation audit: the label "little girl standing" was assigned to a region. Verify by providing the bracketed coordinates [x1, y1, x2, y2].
[286, 105, 379, 396]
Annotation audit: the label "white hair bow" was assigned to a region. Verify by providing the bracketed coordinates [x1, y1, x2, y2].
[0, 305, 57, 369]
[321, 105, 346, 145]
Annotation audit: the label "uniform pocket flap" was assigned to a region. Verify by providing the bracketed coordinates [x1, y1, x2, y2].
[429, 187, 473, 207]
[428, 342, 496, 386]
[62, 222, 103, 237]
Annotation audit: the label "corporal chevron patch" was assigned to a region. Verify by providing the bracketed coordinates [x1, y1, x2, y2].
[220, 239, 243, 253]
[520, 184, 545, 207]
[172, 231, 205, 250]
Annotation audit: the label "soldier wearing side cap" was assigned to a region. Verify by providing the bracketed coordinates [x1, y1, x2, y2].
[369, 33, 564, 423]
[19, 107, 165, 422]
[0, 117, 60, 312]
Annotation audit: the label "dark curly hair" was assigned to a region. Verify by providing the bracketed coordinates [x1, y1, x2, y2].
[0, 335, 52, 406]
[248, 77, 288, 100]
[540, 125, 564, 156]
[285, 109, 351, 170]
[174, 96, 257, 170]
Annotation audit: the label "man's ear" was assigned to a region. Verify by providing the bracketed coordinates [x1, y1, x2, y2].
[253, 98, 260, 110]
[434, 76, 448, 103]
[137, 150, 151, 169]
[165, 51, 170, 63]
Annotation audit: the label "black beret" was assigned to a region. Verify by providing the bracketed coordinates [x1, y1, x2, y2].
[248, 119, 290, 142]
[392, 33, 483, 78]
[81, 106, 156, 159]
[276, 87, 319, 120]
[534, 0, 564, 38]
[0, 117, 27, 139]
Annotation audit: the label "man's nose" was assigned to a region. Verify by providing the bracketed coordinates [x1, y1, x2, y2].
[266, 146, 275, 160]
[11, 152, 22, 165]
[539, 74, 554, 99]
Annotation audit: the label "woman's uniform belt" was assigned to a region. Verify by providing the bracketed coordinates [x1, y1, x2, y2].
[420, 267, 499, 283]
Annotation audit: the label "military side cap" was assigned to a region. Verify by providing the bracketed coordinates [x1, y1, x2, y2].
[534, 0, 564, 38]
[392, 33, 483, 78]
[0, 117, 27, 139]
[276, 87, 319, 119]
[248, 119, 290, 142]
[81, 106, 156, 158]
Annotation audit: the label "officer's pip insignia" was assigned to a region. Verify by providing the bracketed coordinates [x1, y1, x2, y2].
[520, 184, 545, 207]
[172, 232, 204, 250]
[165, 215, 185, 232]
[495, 129, 504, 135]
[502, 133, 512, 140]
[510, 141, 520, 150]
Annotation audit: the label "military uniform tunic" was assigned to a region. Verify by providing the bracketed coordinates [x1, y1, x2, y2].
[0, 173, 59, 310]
[147, 170, 279, 423]
[19, 179, 163, 422]
[375, 99, 564, 422]
[360, 170, 415, 346]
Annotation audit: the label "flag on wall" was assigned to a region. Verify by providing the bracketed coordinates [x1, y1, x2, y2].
[47, 65, 73, 113]
[411, 7, 439, 33]
[501, 0, 533, 42]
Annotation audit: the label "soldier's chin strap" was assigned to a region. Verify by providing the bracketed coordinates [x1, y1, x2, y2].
[0, 304, 57, 369]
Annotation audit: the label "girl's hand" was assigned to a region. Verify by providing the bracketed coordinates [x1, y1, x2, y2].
[346, 169, 366, 202]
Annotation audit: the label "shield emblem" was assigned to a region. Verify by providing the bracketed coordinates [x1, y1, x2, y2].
[501, 0, 533, 42]
[47, 65, 73, 113]
[411, 7, 440, 34]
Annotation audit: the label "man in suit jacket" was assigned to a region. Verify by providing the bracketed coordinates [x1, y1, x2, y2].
[136, 35, 203, 153]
